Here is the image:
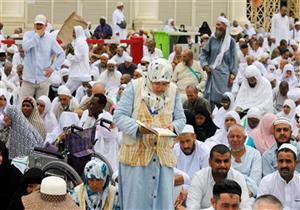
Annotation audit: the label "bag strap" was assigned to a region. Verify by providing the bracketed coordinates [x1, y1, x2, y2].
[187, 65, 201, 82]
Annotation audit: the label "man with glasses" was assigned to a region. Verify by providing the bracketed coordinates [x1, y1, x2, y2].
[262, 117, 300, 176]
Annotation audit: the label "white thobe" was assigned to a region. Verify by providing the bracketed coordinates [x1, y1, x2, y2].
[174, 141, 209, 179]
[258, 171, 300, 210]
[187, 167, 252, 210]
[271, 13, 290, 45]
[98, 70, 121, 102]
[143, 47, 163, 61]
[112, 9, 127, 40]
[290, 29, 300, 42]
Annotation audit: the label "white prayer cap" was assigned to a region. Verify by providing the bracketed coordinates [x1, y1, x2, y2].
[60, 68, 69, 77]
[101, 53, 109, 59]
[295, 21, 300, 26]
[258, 52, 269, 60]
[125, 56, 133, 63]
[230, 27, 240, 36]
[287, 88, 300, 102]
[141, 56, 151, 63]
[217, 16, 230, 27]
[273, 117, 292, 127]
[244, 65, 260, 79]
[247, 107, 263, 120]
[116, 1, 124, 7]
[265, 73, 276, 82]
[107, 59, 116, 65]
[34, 14, 47, 25]
[57, 85, 72, 97]
[6, 46, 15, 54]
[180, 124, 195, 135]
[134, 68, 143, 75]
[100, 16, 106, 20]
[278, 143, 297, 158]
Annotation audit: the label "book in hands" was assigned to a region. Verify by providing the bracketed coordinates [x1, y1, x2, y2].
[136, 120, 177, 137]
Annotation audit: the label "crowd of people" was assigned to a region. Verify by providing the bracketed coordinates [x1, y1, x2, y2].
[0, 1, 300, 209]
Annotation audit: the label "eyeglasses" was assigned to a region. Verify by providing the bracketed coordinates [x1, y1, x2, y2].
[275, 127, 290, 132]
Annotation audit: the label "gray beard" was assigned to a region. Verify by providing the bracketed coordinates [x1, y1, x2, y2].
[215, 29, 224, 39]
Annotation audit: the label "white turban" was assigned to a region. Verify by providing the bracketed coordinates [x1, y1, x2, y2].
[57, 85, 72, 97]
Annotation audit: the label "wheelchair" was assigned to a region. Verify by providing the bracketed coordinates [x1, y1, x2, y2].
[29, 117, 115, 190]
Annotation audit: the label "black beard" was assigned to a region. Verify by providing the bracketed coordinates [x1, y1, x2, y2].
[248, 83, 256, 88]
[215, 29, 224, 39]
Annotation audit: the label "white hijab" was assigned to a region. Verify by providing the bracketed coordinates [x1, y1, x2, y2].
[37, 95, 58, 133]
[213, 92, 235, 128]
[277, 99, 296, 121]
[280, 64, 298, 89]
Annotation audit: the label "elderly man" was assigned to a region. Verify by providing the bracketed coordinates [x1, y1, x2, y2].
[228, 124, 262, 197]
[52, 85, 79, 120]
[259, 143, 300, 209]
[187, 144, 251, 210]
[183, 85, 211, 114]
[253, 195, 283, 210]
[112, 1, 127, 39]
[99, 59, 122, 101]
[173, 49, 207, 100]
[112, 46, 129, 65]
[262, 117, 300, 176]
[235, 65, 273, 114]
[117, 56, 137, 76]
[271, 5, 289, 46]
[92, 53, 109, 80]
[200, 16, 238, 106]
[143, 39, 163, 61]
[21, 14, 64, 100]
[174, 124, 209, 179]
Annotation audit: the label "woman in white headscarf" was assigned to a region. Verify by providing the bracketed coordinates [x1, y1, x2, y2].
[212, 92, 235, 128]
[65, 25, 91, 94]
[0, 89, 11, 145]
[277, 99, 296, 121]
[205, 111, 241, 149]
[37, 95, 57, 133]
[280, 63, 298, 89]
[163, 18, 177, 33]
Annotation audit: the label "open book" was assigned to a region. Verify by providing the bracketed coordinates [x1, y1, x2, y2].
[136, 120, 177, 137]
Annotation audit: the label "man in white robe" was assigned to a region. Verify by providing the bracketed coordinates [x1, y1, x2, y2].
[271, 5, 289, 46]
[112, 2, 127, 40]
[174, 124, 209, 179]
[98, 59, 121, 101]
[235, 65, 273, 114]
[290, 21, 300, 42]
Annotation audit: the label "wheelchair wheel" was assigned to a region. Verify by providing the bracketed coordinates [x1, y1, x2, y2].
[91, 152, 115, 185]
[42, 161, 82, 190]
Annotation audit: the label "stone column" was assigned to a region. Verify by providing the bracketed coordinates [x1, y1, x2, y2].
[133, 0, 163, 30]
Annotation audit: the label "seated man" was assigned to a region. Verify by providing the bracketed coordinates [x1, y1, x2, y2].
[228, 124, 262, 197]
[183, 85, 211, 114]
[117, 56, 137, 77]
[174, 124, 209, 179]
[187, 144, 251, 210]
[262, 117, 300, 176]
[259, 143, 300, 209]
[253, 195, 283, 210]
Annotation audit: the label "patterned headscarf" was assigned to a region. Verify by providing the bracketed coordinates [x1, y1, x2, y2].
[22, 96, 47, 140]
[83, 159, 110, 210]
[141, 58, 173, 113]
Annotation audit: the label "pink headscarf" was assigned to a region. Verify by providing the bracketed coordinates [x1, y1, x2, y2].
[251, 113, 277, 154]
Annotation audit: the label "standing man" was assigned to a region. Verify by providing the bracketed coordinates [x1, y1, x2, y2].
[112, 2, 127, 40]
[200, 16, 237, 107]
[271, 5, 289, 46]
[93, 16, 113, 39]
[21, 14, 65, 100]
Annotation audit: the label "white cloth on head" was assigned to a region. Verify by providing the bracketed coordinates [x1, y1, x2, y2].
[277, 99, 296, 121]
[212, 92, 235, 128]
[212, 16, 231, 69]
[235, 65, 273, 114]
[164, 18, 177, 33]
[57, 85, 72, 97]
[44, 111, 80, 146]
[280, 63, 298, 89]
[37, 95, 57, 133]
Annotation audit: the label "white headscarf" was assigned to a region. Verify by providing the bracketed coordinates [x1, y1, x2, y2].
[37, 95, 58, 133]
[277, 99, 296, 121]
[280, 64, 298, 89]
[213, 92, 235, 128]
[212, 16, 231, 69]
[235, 65, 273, 114]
